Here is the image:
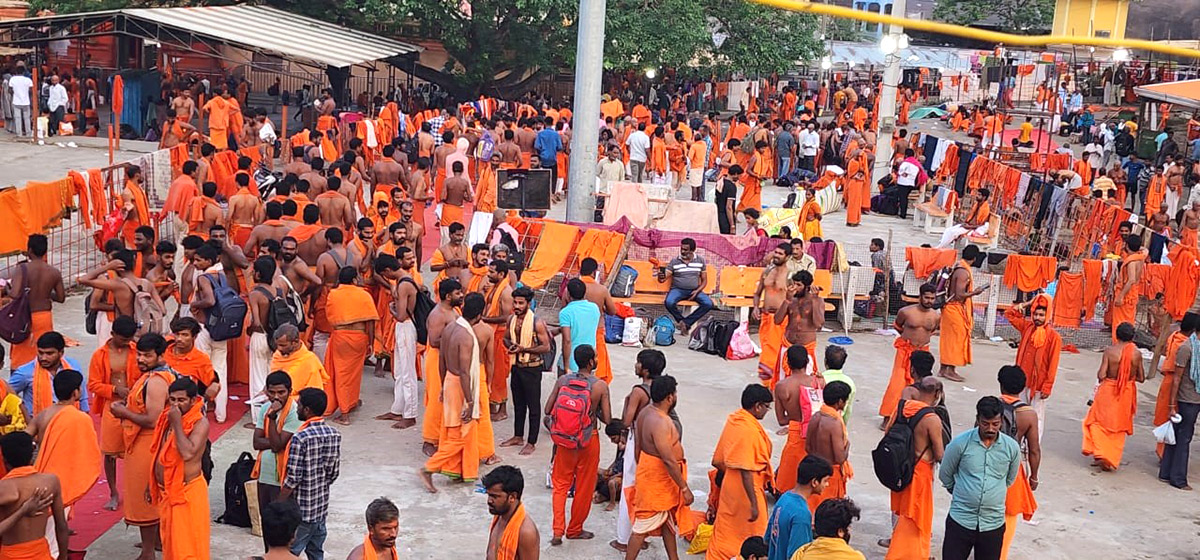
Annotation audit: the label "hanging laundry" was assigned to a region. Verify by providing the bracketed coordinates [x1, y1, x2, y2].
[1001, 255, 1058, 291]
[1051, 272, 1084, 327]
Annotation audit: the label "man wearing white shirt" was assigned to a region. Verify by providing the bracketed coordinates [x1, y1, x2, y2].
[47, 75, 68, 136]
[626, 122, 651, 183]
[895, 149, 924, 219]
[799, 122, 819, 171]
[7, 63, 33, 137]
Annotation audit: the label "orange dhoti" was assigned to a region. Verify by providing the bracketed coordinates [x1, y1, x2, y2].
[491, 327, 512, 403]
[413, 199, 427, 228]
[477, 375, 495, 459]
[737, 178, 762, 213]
[209, 127, 228, 151]
[158, 477, 210, 560]
[441, 203, 465, 228]
[323, 329, 369, 415]
[11, 310, 53, 369]
[631, 453, 693, 536]
[1110, 290, 1138, 342]
[424, 372, 479, 481]
[707, 409, 772, 560]
[886, 459, 934, 560]
[230, 223, 253, 250]
[100, 406, 124, 456]
[1082, 378, 1137, 471]
[422, 347, 443, 445]
[593, 324, 612, 385]
[757, 316, 787, 390]
[123, 433, 159, 526]
[880, 339, 927, 418]
[774, 421, 807, 493]
[0, 539, 51, 560]
[940, 300, 973, 367]
[551, 435, 600, 538]
[1000, 463, 1037, 560]
[808, 462, 851, 513]
[1183, 226, 1198, 248]
[434, 168, 447, 204]
[35, 407, 101, 507]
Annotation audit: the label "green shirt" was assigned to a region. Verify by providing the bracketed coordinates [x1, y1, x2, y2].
[939, 428, 1021, 532]
[255, 401, 302, 486]
[820, 369, 855, 424]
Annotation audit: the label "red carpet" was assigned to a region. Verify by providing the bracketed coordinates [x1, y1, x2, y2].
[69, 383, 251, 551]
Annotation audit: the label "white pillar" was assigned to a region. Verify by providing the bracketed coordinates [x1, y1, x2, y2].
[871, 0, 907, 186]
[566, 0, 606, 223]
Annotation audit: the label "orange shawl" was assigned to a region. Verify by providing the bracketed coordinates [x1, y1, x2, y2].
[127, 181, 151, 226]
[31, 364, 55, 416]
[150, 400, 204, 505]
[326, 285, 380, 327]
[270, 346, 330, 395]
[34, 405, 101, 506]
[288, 224, 324, 245]
[362, 535, 398, 560]
[251, 396, 294, 481]
[491, 503, 526, 560]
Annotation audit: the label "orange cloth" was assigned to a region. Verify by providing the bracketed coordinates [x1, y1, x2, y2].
[757, 315, 787, 390]
[737, 152, 769, 213]
[1082, 259, 1103, 321]
[1082, 342, 1139, 470]
[706, 408, 773, 560]
[252, 397, 295, 482]
[476, 164, 498, 214]
[1140, 263, 1170, 300]
[424, 372, 480, 481]
[1183, 226, 1199, 249]
[799, 199, 823, 241]
[1001, 255, 1058, 291]
[1166, 244, 1200, 320]
[163, 174, 198, 219]
[886, 401, 935, 560]
[630, 449, 695, 537]
[939, 261, 974, 367]
[269, 345, 330, 396]
[122, 180, 151, 246]
[187, 196, 219, 237]
[10, 310, 52, 375]
[486, 277, 514, 400]
[89, 341, 137, 455]
[68, 170, 92, 228]
[852, 107, 867, 130]
[807, 405, 852, 512]
[551, 433, 600, 538]
[0, 537, 50, 560]
[1006, 297, 1062, 397]
[151, 401, 209, 560]
[324, 286, 378, 415]
[165, 344, 216, 389]
[574, 229, 625, 274]
[879, 338, 927, 418]
[34, 405, 101, 506]
[464, 264, 488, 293]
[287, 224, 324, 245]
[1111, 252, 1146, 340]
[1145, 175, 1167, 220]
[491, 503, 527, 560]
[1050, 272, 1084, 327]
[774, 419, 808, 495]
[520, 222, 580, 289]
[421, 347, 443, 445]
[123, 368, 175, 526]
[904, 247, 957, 279]
[844, 152, 867, 225]
[30, 363, 55, 418]
[1155, 331, 1189, 457]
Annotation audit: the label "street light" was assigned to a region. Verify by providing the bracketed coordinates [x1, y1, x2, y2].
[645, 68, 656, 79]
[821, 56, 832, 70]
[1113, 48, 1131, 62]
[880, 34, 898, 55]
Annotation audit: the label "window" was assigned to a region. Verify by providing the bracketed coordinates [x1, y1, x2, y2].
[866, 3, 881, 31]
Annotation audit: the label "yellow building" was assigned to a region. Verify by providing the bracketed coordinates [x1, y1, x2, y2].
[1052, 0, 1131, 40]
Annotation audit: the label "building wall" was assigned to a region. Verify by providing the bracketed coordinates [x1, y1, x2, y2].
[1052, 0, 1130, 40]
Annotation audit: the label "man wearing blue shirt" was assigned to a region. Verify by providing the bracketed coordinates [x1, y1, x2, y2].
[939, 396, 1021, 560]
[10, 331, 88, 414]
[534, 116, 564, 189]
[557, 278, 600, 374]
[764, 455, 831, 560]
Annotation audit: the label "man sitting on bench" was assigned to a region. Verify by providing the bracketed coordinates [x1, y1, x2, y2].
[658, 237, 714, 335]
[937, 188, 991, 248]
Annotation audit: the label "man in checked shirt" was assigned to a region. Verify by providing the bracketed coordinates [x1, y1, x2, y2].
[280, 388, 342, 560]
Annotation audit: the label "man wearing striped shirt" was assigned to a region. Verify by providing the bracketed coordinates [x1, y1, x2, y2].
[658, 238, 713, 335]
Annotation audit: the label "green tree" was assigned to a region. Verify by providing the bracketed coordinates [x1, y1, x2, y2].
[932, 0, 1055, 34]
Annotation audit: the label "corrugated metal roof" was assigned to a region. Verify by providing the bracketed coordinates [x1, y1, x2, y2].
[124, 5, 420, 68]
[827, 41, 972, 72]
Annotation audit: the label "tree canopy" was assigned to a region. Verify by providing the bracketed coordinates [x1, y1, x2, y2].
[29, 0, 823, 97]
[932, 0, 1055, 34]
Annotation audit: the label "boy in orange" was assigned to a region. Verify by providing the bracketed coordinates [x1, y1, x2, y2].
[707, 385, 774, 560]
[151, 377, 211, 560]
[88, 315, 138, 511]
[323, 267, 379, 424]
[1082, 323, 1144, 471]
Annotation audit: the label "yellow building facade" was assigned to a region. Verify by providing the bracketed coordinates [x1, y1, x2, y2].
[1052, 0, 1131, 39]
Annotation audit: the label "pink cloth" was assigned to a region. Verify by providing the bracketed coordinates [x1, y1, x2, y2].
[654, 200, 719, 234]
[604, 182, 651, 227]
[446, 138, 470, 177]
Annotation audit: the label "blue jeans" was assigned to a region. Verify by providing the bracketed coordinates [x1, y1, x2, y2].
[778, 155, 791, 178]
[664, 288, 713, 328]
[291, 519, 327, 560]
[1159, 401, 1200, 488]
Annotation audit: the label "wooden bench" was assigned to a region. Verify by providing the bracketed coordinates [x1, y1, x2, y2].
[614, 260, 717, 307]
[715, 265, 762, 321]
[912, 186, 957, 235]
[964, 214, 1001, 249]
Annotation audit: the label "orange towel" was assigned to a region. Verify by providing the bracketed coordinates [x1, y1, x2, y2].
[151, 400, 209, 559]
[0, 538, 51, 560]
[774, 420, 807, 494]
[886, 402, 935, 560]
[905, 247, 957, 279]
[1001, 255, 1058, 291]
[1165, 244, 1200, 320]
[1050, 272, 1084, 327]
[879, 338, 927, 418]
[939, 261, 974, 367]
[269, 345, 330, 396]
[757, 316, 788, 390]
[575, 229, 625, 275]
[10, 310, 52, 371]
[630, 452, 694, 537]
[421, 347, 443, 445]
[491, 503, 527, 560]
[1140, 263, 1169, 299]
[520, 222, 580, 289]
[706, 408, 773, 560]
[34, 406, 101, 507]
[1082, 259, 1103, 321]
[1082, 342, 1138, 470]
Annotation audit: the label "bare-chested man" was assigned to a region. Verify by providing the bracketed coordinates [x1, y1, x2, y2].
[132, 226, 158, 277]
[153, 377, 211, 559]
[242, 201, 292, 255]
[773, 346, 825, 491]
[625, 375, 691, 560]
[0, 432, 69, 559]
[1084, 322, 1145, 471]
[805, 380, 852, 509]
[349, 218, 377, 278]
[469, 296, 502, 466]
[79, 249, 165, 328]
[1149, 202, 1171, 235]
[208, 225, 253, 294]
[1181, 200, 1200, 247]
[417, 122, 435, 159]
[313, 227, 361, 351]
[189, 182, 223, 239]
[397, 200, 425, 265]
[315, 176, 354, 231]
[227, 175, 264, 243]
[608, 349, 665, 551]
[2, 235, 66, 369]
[171, 89, 196, 124]
[372, 251, 420, 428]
[483, 465, 540, 560]
[483, 259, 516, 419]
[773, 269, 824, 379]
[497, 129, 522, 168]
[880, 283, 940, 428]
[883, 376, 945, 559]
[279, 236, 322, 299]
[422, 278, 463, 456]
[516, 120, 537, 157]
[159, 116, 198, 149]
[335, 164, 361, 206]
[300, 158, 328, 197]
[419, 288, 484, 490]
[284, 148, 310, 177]
[294, 206, 330, 266]
[195, 143, 215, 187]
[1112, 235, 1147, 343]
[431, 223, 470, 290]
[754, 243, 792, 389]
[147, 243, 178, 316]
[997, 364, 1041, 553]
[372, 145, 406, 195]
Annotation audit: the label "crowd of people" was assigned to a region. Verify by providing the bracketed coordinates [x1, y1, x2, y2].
[0, 55, 1195, 560]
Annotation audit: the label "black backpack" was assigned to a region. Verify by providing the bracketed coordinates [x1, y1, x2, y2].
[1000, 398, 1025, 439]
[202, 273, 248, 342]
[704, 320, 739, 357]
[255, 286, 302, 349]
[400, 277, 437, 344]
[216, 452, 256, 528]
[872, 400, 937, 492]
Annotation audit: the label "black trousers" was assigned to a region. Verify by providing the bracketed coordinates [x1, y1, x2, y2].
[1159, 401, 1200, 488]
[511, 365, 543, 444]
[943, 515, 1004, 560]
[257, 482, 281, 551]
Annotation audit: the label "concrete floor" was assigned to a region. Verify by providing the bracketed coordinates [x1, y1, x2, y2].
[0, 133, 154, 185]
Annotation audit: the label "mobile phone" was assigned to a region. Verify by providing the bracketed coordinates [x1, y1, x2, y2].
[978, 283, 991, 292]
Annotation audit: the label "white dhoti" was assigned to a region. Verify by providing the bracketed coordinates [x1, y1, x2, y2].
[1167, 188, 1181, 218]
[197, 328, 229, 422]
[96, 312, 113, 346]
[688, 167, 704, 188]
[391, 320, 419, 418]
[938, 222, 989, 248]
[616, 429, 638, 545]
[249, 331, 272, 423]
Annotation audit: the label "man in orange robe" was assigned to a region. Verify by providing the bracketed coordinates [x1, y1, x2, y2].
[1155, 313, 1196, 457]
[880, 286, 938, 426]
[939, 246, 984, 382]
[123, 166, 151, 248]
[627, 374, 694, 559]
[269, 326, 331, 396]
[738, 141, 770, 213]
[323, 268, 379, 424]
[844, 148, 867, 226]
[111, 333, 175, 560]
[1111, 237, 1146, 342]
[1082, 323, 1144, 471]
[1006, 295, 1061, 437]
[202, 90, 231, 150]
[150, 377, 211, 560]
[420, 295, 485, 490]
[886, 378, 945, 560]
[707, 385, 774, 560]
[773, 347, 822, 493]
[755, 245, 790, 390]
[485, 263, 514, 417]
[88, 316, 138, 510]
[545, 345, 610, 545]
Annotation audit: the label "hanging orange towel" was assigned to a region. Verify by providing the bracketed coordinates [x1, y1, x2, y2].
[1001, 255, 1058, 291]
[574, 229, 625, 275]
[1081, 259, 1103, 321]
[1050, 272, 1084, 327]
[87, 168, 108, 223]
[519, 222, 581, 289]
[68, 171, 92, 228]
[905, 246, 958, 279]
[210, 150, 240, 199]
[1165, 244, 1200, 320]
[1141, 263, 1171, 299]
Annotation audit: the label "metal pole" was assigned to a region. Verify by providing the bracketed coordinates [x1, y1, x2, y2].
[566, 0, 606, 223]
[871, 0, 906, 185]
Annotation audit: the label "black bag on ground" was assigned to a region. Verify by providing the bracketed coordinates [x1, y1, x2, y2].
[216, 452, 255, 527]
[704, 320, 739, 358]
[872, 400, 936, 492]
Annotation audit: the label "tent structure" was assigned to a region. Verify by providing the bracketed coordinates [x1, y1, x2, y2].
[1134, 79, 1200, 110]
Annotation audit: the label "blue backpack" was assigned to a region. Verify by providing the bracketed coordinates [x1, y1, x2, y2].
[604, 315, 625, 344]
[203, 273, 248, 342]
[653, 315, 676, 346]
